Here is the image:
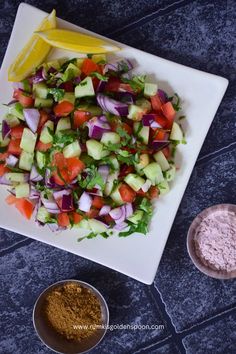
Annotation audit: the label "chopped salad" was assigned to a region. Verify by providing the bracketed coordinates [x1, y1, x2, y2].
[0, 55, 185, 239]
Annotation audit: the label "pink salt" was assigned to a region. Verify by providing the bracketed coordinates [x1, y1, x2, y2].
[194, 210, 236, 272]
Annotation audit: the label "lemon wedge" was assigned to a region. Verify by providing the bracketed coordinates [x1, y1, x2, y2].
[34, 29, 120, 54]
[8, 10, 56, 82]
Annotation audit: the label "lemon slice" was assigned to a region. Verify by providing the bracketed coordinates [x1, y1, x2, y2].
[8, 10, 56, 82]
[34, 29, 120, 54]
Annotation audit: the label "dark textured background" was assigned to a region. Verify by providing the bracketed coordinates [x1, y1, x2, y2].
[0, 1, 236, 353]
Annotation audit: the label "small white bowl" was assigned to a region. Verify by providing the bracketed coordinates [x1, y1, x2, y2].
[33, 279, 109, 354]
[187, 204, 236, 279]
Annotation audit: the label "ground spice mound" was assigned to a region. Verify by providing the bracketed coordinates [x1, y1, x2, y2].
[44, 283, 102, 341]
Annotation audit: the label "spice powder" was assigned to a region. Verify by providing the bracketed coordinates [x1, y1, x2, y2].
[44, 283, 102, 341]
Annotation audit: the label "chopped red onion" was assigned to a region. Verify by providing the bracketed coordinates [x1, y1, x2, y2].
[87, 116, 111, 139]
[96, 80, 106, 93]
[98, 165, 109, 183]
[89, 188, 103, 196]
[30, 165, 43, 182]
[29, 184, 40, 200]
[141, 180, 152, 192]
[53, 189, 71, 201]
[116, 92, 134, 104]
[99, 205, 111, 216]
[0, 175, 11, 185]
[142, 114, 157, 126]
[31, 67, 47, 83]
[97, 94, 128, 116]
[104, 59, 133, 73]
[158, 89, 168, 103]
[114, 222, 128, 230]
[125, 203, 133, 218]
[109, 207, 123, 220]
[150, 121, 162, 128]
[74, 76, 81, 84]
[23, 109, 40, 133]
[5, 155, 18, 167]
[78, 192, 92, 212]
[61, 194, 74, 212]
[2, 120, 11, 140]
[151, 141, 170, 150]
[41, 196, 60, 214]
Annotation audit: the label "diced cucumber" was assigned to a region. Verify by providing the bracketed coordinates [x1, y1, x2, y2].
[20, 128, 37, 153]
[15, 183, 30, 198]
[40, 121, 54, 144]
[104, 171, 119, 196]
[86, 139, 109, 160]
[45, 60, 61, 71]
[170, 122, 183, 141]
[137, 126, 149, 144]
[101, 132, 120, 145]
[134, 153, 149, 175]
[78, 105, 102, 116]
[165, 164, 176, 182]
[88, 219, 107, 233]
[34, 97, 53, 108]
[33, 82, 48, 99]
[124, 173, 145, 192]
[144, 83, 158, 97]
[5, 113, 20, 127]
[158, 180, 170, 195]
[109, 155, 120, 171]
[91, 54, 106, 63]
[77, 219, 91, 230]
[62, 63, 81, 82]
[75, 77, 95, 98]
[5, 173, 26, 183]
[63, 141, 81, 158]
[37, 206, 50, 223]
[127, 210, 144, 224]
[19, 151, 34, 171]
[136, 98, 152, 112]
[36, 151, 46, 170]
[153, 151, 170, 171]
[56, 118, 71, 133]
[127, 104, 144, 121]
[143, 162, 164, 185]
[59, 92, 75, 105]
[110, 183, 124, 205]
[0, 134, 10, 147]
[9, 102, 24, 120]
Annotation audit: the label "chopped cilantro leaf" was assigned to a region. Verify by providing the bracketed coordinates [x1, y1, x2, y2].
[90, 72, 108, 81]
[78, 165, 105, 190]
[48, 88, 65, 102]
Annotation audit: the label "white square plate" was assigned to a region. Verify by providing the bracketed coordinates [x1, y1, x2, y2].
[0, 3, 228, 284]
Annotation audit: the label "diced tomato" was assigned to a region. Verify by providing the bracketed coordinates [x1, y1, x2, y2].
[15, 199, 34, 220]
[154, 114, 168, 128]
[36, 141, 52, 152]
[151, 94, 162, 112]
[5, 194, 18, 205]
[73, 110, 90, 128]
[162, 146, 170, 159]
[110, 121, 119, 132]
[60, 81, 74, 92]
[104, 214, 113, 224]
[13, 89, 22, 100]
[148, 186, 159, 200]
[122, 122, 133, 135]
[54, 101, 74, 117]
[81, 58, 98, 76]
[0, 152, 8, 161]
[38, 110, 49, 131]
[105, 77, 133, 93]
[10, 126, 24, 139]
[57, 213, 70, 227]
[161, 101, 176, 127]
[8, 139, 22, 156]
[18, 92, 34, 107]
[71, 212, 83, 224]
[152, 129, 167, 141]
[119, 184, 136, 203]
[119, 165, 134, 178]
[92, 196, 105, 209]
[0, 164, 9, 176]
[136, 189, 146, 197]
[85, 208, 99, 219]
[67, 157, 85, 180]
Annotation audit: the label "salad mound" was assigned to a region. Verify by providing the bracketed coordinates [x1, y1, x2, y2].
[0, 55, 185, 239]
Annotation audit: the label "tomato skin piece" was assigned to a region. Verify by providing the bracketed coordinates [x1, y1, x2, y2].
[119, 184, 136, 203]
[0, 152, 8, 161]
[92, 196, 104, 209]
[162, 146, 170, 159]
[73, 110, 90, 128]
[122, 122, 133, 135]
[15, 199, 34, 220]
[151, 129, 167, 141]
[0, 165, 9, 176]
[119, 165, 134, 178]
[148, 186, 159, 200]
[18, 92, 34, 107]
[8, 138, 22, 156]
[85, 208, 99, 219]
[10, 126, 24, 139]
[60, 81, 74, 92]
[154, 114, 168, 128]
[38, 110, 49, 132]
[81, 58, 98, 76]
[104, 214, 113, 224]
[57, 213, 70, 227]
[72, 212, 83, 224]
[36, 141, 52, 152]
[52, 153, 85, 185]
[54, 101, 74, 117]
[136, 189, 146, 197]
[67, 158, 85, 180]
[151, 94, 162, 111]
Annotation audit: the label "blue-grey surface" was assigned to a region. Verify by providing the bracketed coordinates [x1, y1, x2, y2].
[0, 1, 235, 354]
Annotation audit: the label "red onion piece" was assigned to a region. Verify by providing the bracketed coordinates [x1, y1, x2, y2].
[125, 203, 133, 218]
[98, 165, 109, 183]
[97, 94, 128, 116]
[6, 155, 18, 167]
[109, 207, 123, 220]
[2, 120, 11, 140]
[53, 189, 71, 201]
[99, 205, 111, 216]
[151, 141, 170, 150]
[150, 121, 162, 128]
[0, 175, 11, 185]
[89, 188, 103, 196]
[142, 114, 158, 127]
[87, 116, 111, 139]
[104, 59, 133, 73]
[158, 89, 168, 103]
[96, 80, 106, 93]
[29, 184, 40, 200]
[141, 180, 152, 193]
[78, 192, 92, 212]
[114, 222, 128, 230]
[116, 92, 134, 104]
[41, 196, 60, 213]
[74, 76, 81, 84]
[61, 194, 74, 212]
[31, 67, 47, 83]
[30, 165, 43, 182]
[23, 109, 40, 133]
[47, 223, 66, 232]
